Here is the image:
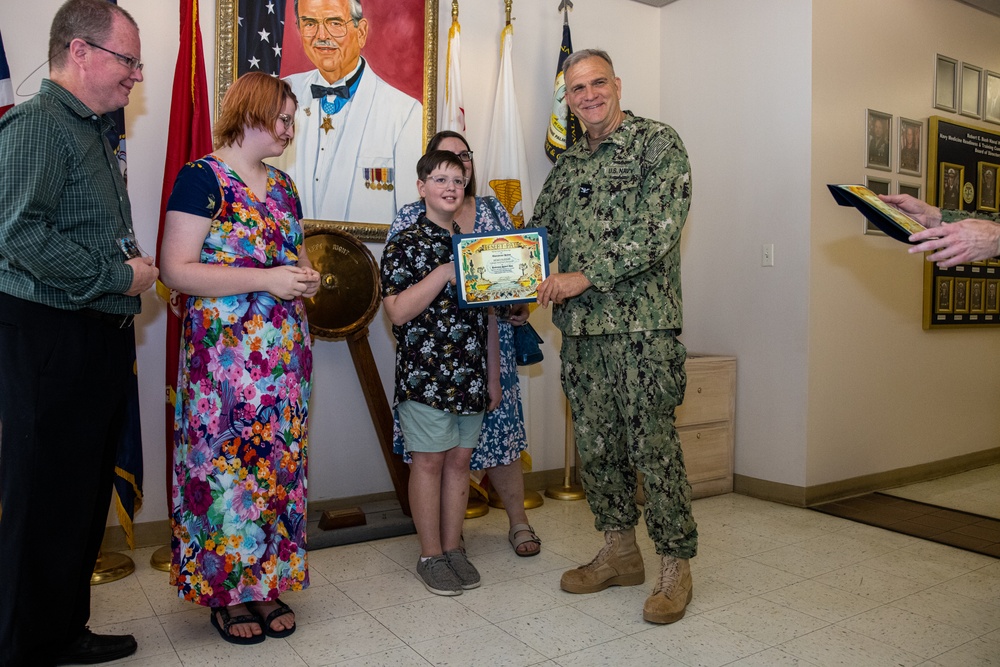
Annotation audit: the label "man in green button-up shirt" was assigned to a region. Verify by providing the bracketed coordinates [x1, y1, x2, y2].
[0, 1, 156, 665]
[535, 49, 697, 627]
[881, 192, 1000, 267]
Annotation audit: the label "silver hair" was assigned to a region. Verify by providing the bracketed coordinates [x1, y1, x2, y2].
[563, 49, 615, 77]
[294, 0, 363, 24]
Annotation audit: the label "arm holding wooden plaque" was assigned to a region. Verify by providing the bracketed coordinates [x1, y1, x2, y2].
[451, 228, 549, 308]
[828, 184, 927, 243]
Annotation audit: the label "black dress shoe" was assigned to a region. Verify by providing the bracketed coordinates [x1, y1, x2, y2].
[54, 628, 137, 665]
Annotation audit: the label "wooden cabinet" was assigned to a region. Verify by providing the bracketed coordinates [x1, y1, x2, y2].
[676, 355, 736, 498]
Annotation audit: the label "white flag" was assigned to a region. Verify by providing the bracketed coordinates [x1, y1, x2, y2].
[442, 16, 465, 132]
[481, 23, 533, 229]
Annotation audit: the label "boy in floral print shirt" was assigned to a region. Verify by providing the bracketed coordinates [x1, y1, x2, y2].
[380, 150, 499, 595]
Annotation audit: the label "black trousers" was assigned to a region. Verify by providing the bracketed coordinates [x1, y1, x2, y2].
[0, 293, 136, 667]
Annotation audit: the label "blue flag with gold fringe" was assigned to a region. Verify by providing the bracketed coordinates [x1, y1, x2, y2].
[105, 0, 142, 549]
[114, 340, 143, 549]
[544, 17, 581, 163]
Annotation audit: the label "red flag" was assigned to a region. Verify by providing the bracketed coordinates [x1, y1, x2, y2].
[155, 0, 213, 513]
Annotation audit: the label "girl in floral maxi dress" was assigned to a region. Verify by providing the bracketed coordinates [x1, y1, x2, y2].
[160, 73, 320, 645]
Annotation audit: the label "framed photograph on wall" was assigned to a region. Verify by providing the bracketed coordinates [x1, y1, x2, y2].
[971, 278, 986, 314]
[988, 279, 1000, 313]
[216, 0, 439, 241]
[865, 109, 892, 171]
[862, 175, 892, 236]
[897, 117, 923, 177]
[985, 70, 1000, 125]
[961, 63, 983, 119]
[954, 277, 970, 314]
[898, 181, 922, 200]
[935, 54, 958, 113]
[979, 162, 999, 212]
[936, 276, 954, 314]
[938, 162, 965, 209]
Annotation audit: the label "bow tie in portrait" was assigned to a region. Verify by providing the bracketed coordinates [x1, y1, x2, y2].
[311, 83, 351, 101]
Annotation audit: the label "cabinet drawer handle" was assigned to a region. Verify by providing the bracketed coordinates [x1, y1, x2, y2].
[697, 387, 703, 394]
[696, 432, 702, 439]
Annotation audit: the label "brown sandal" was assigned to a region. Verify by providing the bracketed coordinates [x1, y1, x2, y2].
[508, 523, 541, 557]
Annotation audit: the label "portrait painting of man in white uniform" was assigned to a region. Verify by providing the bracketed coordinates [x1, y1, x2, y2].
[271, 0, 424, 224]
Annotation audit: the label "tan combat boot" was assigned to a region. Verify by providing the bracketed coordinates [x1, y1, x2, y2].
[560, 528, 645, 594]
[642, 556, 693, 624]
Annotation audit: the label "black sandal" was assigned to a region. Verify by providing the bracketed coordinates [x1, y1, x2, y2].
[209, 606, 266, 645]
[253, 598, 296, 638]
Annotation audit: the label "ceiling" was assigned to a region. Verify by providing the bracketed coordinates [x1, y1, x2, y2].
[631, 0, 1000, 17]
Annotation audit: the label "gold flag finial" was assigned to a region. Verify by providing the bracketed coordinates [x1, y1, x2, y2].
[505, 0, 512, 26]
[452, 0, 459, 22]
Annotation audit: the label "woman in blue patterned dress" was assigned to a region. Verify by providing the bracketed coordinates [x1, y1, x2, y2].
[160, 72, 320, 644]
[389, 131, 541, 557]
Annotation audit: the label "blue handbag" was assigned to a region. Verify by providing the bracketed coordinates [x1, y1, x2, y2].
[513, 322, 544, 366]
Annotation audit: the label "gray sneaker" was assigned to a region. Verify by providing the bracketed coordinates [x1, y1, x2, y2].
[444, 548, 481, 589]
[416, 555, 463, 596]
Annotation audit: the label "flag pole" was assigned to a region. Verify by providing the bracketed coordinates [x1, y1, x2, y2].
[545, 397, 585, 501]
[149, 0, 215, 572]
[544, 0, 583, 501]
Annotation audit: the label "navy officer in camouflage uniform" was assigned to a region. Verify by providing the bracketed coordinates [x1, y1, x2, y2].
[534, 48, 696, 625]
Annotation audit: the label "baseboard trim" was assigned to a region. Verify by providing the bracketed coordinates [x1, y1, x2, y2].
[734, 447, 1000, 507]
[101, 466, 580, 552]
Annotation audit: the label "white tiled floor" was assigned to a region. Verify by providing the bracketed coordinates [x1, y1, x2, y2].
[90, 493, 1000, 666]
[882, 464, 1000, 519]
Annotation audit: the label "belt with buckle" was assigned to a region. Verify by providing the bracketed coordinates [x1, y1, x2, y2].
[78, 308, 135, 329]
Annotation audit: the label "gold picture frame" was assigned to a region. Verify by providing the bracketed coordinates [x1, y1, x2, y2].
[938, 162, 965, 210]
[978, 161, 999, 212]
[215, 0, 438, 242]
[987, 279, 1000, 313]
[936, 276, 954, 314]
[953, 277, 970, 314]
[971, 278, 986, 314]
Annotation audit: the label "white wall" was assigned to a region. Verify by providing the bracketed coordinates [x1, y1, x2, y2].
[659, 0, 814, 487]
[0, 0, 661, 526]
[658, 0, 1000, 490]
[808, 0, 1000, 485]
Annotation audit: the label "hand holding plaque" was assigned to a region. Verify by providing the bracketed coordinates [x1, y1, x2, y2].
[451, 228, 549, 308]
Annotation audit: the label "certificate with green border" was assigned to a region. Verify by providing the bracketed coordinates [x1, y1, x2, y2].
[451, 228, 549, 308]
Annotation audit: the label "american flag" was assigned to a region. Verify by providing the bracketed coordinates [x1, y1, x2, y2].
[238, 0, 287, 76]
